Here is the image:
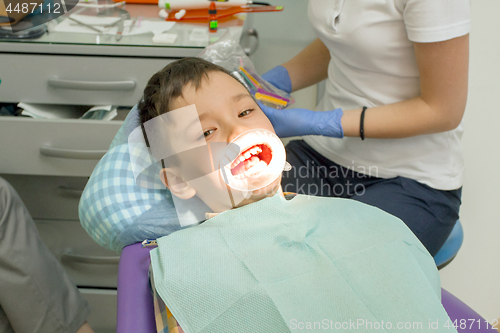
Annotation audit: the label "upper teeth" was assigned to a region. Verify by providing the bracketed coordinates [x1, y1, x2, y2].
[230, 146, 262, 169]
[251, 147, 262, 155]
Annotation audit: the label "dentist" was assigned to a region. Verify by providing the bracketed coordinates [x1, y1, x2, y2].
[260, 0, 470, 256]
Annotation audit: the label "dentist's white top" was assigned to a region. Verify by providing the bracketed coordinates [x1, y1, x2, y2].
[304, 0, 470, 190]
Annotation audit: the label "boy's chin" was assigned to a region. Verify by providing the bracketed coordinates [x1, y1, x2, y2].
[233, 178, 283, 208]
[197, 175, 283, 213]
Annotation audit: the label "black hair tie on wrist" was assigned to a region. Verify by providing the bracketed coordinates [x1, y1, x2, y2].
[360, 106, 368, 141]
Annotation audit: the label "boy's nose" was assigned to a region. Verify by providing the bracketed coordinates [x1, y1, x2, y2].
[227, 125, 254, 144]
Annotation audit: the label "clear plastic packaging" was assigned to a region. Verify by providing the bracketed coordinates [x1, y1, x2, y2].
[199, 31, 294, 109]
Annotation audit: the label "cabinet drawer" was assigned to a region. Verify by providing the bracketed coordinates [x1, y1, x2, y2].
[35, 219, 119, 288]
[0, 117, 122, 176]
[0, 54, 174, 106]
[1, 174, 86, 220]
[80, 288, 117, 333]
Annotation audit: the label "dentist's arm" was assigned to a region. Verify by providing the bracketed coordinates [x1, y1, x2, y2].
[282, 38, 331, 92]
[261, 38, 330, 94]
[261, 34, 469, 139]
[340, 34, 469, 138]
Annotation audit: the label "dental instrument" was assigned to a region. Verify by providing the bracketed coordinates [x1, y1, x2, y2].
[239, 66, 261, 88]
[231, 71, 251, 90]
[67, 16, 103, 33]
[115, 18, 124, 41]
[254, 93, 287, 107]
[76, 1, 126, 8]
[240, 73, 256, 90]
[128, 16, 137, 33]
[256, 88, 290, 103]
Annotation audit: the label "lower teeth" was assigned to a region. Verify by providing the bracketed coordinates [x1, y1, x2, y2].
[234, 160, 268, 179]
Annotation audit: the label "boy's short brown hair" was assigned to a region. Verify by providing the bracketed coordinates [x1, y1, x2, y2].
[138, 57, 236, 125]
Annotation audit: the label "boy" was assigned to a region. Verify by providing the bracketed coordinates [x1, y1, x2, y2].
[138, 57, 456, 333]
[138, 57, 281, 216]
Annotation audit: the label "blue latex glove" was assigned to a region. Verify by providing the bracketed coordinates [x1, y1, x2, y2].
[260, 103, 344, 138]
[261, 65, 292, 94]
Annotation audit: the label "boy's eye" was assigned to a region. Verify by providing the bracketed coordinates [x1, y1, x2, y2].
[204, 129, 215, 137]
[238, 109, 253, 117]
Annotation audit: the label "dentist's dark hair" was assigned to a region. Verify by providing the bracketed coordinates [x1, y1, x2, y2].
[138, 57, 247, 125]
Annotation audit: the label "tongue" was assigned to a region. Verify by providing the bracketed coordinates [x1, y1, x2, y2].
[232, 155, 260, 176]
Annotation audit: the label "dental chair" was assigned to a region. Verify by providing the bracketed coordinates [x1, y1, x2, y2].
[78, 107, 482, 332]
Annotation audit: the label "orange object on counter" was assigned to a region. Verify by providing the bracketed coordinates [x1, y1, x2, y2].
[112, 0, 157, 4]
[165, 5, 283, 21]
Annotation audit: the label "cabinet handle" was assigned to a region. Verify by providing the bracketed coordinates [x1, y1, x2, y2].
[40, 145, 107, 159]
[48, 78, 136, 91]
[57, 186, 84, 198]
[62, 252, 120, 265]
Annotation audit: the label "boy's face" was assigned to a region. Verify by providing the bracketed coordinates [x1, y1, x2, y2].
[162, 71, 282, 213]
[171, 71, 274, 145]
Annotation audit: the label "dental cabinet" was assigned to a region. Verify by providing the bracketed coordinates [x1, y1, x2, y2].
[0, 8, 254, 332]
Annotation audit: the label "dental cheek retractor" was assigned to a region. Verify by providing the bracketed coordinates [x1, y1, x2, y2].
[219, 129, 291, 192]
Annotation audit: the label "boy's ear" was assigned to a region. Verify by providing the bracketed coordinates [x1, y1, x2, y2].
[160, 168, 196, 200]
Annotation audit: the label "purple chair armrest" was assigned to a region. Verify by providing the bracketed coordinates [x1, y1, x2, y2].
[117, 244, 496, 333]
[117, 243, 156, 333]
[442, 289, 497, 332]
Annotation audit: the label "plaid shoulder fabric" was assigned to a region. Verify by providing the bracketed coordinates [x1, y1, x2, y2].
[78, 143, 170, 251]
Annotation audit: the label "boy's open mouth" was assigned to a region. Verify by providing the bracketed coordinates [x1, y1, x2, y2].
[230, 144, 273, 179]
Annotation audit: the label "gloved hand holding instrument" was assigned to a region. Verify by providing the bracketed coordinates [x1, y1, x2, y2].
[260, 65, 344, 139]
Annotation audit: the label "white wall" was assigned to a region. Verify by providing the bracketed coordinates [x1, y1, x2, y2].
[250, 0, 500, 321]
[439, 0, 500, 321]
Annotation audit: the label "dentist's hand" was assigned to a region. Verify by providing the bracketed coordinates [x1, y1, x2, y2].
[259, 103, 344, 139]
[261, 65, 292, 94]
